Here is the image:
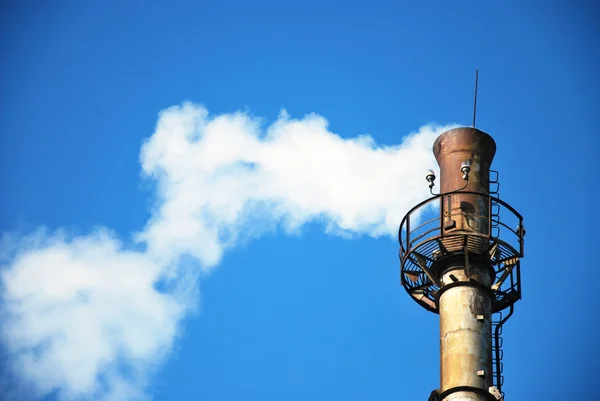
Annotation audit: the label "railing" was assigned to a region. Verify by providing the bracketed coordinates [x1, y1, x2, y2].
[398, 191, 525, 313]
[398, 191, 524, 263]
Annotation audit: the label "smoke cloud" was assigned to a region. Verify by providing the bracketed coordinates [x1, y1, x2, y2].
[1, 102, 455, 400]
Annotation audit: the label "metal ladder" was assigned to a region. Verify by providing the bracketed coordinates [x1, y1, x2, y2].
[491, 311, 505, 397]
[490, 170, 501, 239]
[491, 305, 513, 399]
[490, 170, 506, 399]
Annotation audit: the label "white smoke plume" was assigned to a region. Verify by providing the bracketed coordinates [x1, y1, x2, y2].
[0, 102, 455, 401]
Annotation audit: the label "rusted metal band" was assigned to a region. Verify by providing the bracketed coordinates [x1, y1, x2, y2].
[437, 386, 498, 401]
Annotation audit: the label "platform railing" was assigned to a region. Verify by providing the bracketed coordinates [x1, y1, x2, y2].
[398, 191, 524, 263]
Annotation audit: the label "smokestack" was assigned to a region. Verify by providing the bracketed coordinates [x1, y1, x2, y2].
[398, 127, 524, 401]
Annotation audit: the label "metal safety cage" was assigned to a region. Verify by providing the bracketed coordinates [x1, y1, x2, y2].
[398, 191, 524, 313]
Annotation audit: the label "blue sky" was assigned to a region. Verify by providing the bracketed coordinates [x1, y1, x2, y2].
[1, 1, 598, 400]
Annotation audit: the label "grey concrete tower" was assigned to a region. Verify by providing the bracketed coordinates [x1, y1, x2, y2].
[398, 127, 525, 401]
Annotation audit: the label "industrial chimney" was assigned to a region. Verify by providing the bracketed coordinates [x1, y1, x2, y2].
[398, 127, 524, 401]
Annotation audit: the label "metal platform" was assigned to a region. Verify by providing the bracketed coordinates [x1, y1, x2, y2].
[398, 191, 524, 314]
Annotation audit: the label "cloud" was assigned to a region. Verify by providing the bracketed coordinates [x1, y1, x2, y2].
[1, 102, 455, 400]
[138, 103, 452, 268]
[1, 230, 187, 401]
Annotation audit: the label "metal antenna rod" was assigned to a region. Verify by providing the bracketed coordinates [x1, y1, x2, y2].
[472, 70, 479, 127]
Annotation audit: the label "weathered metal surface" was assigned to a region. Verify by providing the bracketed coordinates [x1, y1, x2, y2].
[435, 128, 496, 401]
[434, 128, 496, 238]
[439, 264, 493, 400]
[444, 393, 490, 401]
